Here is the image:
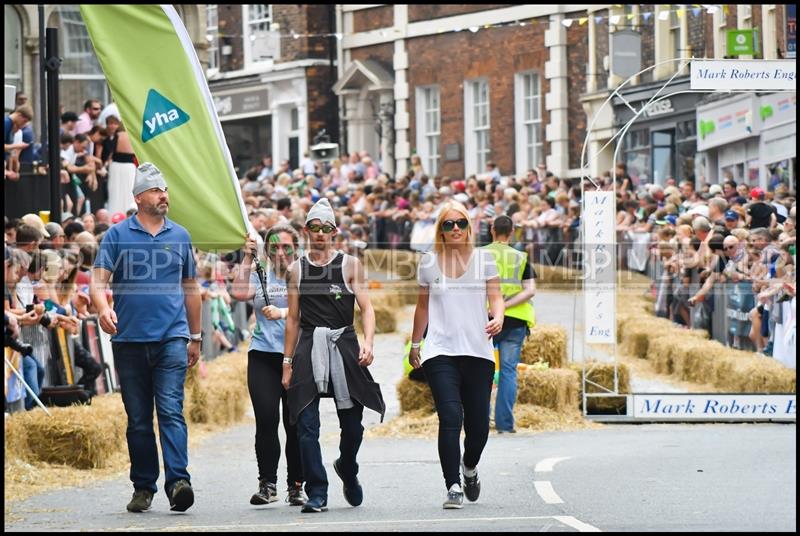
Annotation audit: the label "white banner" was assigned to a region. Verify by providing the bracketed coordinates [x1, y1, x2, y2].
[583, 190, 616, 346]
[691, 59, 797, 91]
[632, 394, 796, 421]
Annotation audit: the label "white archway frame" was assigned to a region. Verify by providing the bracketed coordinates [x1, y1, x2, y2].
[577, 57, 796, 419]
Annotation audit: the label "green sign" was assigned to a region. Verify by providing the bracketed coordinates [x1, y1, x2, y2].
[727, 29, 759, 56]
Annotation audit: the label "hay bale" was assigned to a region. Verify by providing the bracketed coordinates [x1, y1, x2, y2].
[516, 368, 579, 412]
[647, 336, 680, 375]
[521, 325, 567, 368]
[569, 362, 631, 413]
[185, 353, 248, 425]
[531, 264, 581, 289]
[397, 376, 435, 414]
[513, 404, 590, 431]
[619, 317, 675, 359]
[354, 305, 397, 334]
[7, 394, 126, 469]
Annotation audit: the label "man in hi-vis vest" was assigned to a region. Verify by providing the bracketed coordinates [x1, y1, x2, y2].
[483, 216, 536, 433]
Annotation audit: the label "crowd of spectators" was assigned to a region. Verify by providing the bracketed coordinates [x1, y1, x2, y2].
[5, 96, 797, 415]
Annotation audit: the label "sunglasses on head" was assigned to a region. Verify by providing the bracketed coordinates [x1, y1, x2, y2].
[307, 223, 336, 234]
[268, 244, 295, 256]
[441, 218, 469, 232]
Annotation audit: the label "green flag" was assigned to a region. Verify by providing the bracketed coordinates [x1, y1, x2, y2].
[80, 5, 248, 252]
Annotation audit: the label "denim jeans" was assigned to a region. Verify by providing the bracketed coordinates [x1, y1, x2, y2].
[22, 354, 45, 411]
[113, 338, 190, 496]
[493, 325, 529, 432]
[296, 396, 364, 502]
[422, 355, 494, 489]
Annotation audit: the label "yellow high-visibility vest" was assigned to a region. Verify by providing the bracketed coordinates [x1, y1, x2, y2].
[484, 242, 536, 327]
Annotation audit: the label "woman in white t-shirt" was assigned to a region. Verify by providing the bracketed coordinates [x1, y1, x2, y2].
[408, 201, 504, 509]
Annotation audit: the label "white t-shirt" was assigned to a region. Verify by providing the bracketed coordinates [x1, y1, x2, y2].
[417, 248, 498, 364]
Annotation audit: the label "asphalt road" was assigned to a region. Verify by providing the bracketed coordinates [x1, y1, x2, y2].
[5, 291, 796, 531]
[5, 422, 795, 532]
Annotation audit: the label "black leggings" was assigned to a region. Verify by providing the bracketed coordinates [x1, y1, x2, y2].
[422, 355, 495, 489]
[247, 351, 303, 486]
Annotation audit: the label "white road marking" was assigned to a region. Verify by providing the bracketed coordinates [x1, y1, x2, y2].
[535, 456, 572, 473]
[113, 516, 568, 531]
[554, 515, 602, 532]
[534, 480, 564, 504]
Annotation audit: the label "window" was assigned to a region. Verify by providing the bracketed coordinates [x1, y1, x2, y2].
[4, 6, 22, 91]
[206, 4, 219, 71]
[515, 73, 543, 176]
[624, 129, 651, 186]
[48, 6, 109, 115]
[415, 86, 440, 176]
[464, 79, 490, 176]
[670, 9, 681, 59]
[244, 5, 274, 65]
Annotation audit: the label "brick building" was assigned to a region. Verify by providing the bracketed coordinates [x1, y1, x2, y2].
[205, 5, 338, 175]
[333, 5, 596, 180]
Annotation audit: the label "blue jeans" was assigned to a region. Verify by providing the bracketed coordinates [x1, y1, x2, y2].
[493, 326, 529, 432]
[22, 355, 45, 411]
[113, 338, 190, 496]
[296, 396, 364, 502]
[423, 356, 494, 489]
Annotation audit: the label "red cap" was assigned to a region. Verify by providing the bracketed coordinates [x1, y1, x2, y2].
[452, 180, 466, 193]
[111, 212, 126, 224]
[749, 187, 765, 200]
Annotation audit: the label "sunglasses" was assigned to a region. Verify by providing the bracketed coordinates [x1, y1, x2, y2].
[441, 218, 469, 232]
[268, 244, 294, 256]
[724, 245, 736, 250]
[307, 223, 336, 234]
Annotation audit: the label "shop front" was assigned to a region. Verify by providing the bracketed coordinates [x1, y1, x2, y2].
[758, 92, 796, 192]
[212, 82, 272, 176]
[614, 77, 702, 187]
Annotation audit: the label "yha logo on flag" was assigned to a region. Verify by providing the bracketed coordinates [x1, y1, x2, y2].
[141, 89, 190, 143]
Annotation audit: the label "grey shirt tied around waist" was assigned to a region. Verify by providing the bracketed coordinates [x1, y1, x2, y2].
[311, 326, 354, 410]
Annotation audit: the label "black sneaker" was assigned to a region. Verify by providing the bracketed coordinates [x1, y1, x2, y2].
[301, 496, 328, 513]
[250, 480, 278, 505]
[285, 482, 307, 506]
[462, 463, 481, 502]
[169, 479, 195, 512]
[333, 458, 363, 507]
[443, 484, 464, 509]
[126, 489, 153, 513]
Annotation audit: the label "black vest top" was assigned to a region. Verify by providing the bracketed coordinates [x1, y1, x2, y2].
[298, 252, 355, 330]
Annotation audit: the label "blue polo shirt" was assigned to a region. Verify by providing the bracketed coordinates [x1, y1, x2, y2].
[95, 215, 196, 342]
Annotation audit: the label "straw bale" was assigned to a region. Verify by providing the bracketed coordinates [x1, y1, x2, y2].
[366, 409, 439, 438]
[396, 376, 435, 415]
[568, 362, 631, 413]
[354, 306, 397, 334]
[513, 404, 595, 431]
[7, 394, 126, 470]
[620, 317, 675, 359]
[368, 290, 405, 310]
[516, 368, 580, 412]
[184, 353, 248, 425]
[647, 336, 680, 375]
[531, 264, 581, 289]
[521, 325, 567, 368]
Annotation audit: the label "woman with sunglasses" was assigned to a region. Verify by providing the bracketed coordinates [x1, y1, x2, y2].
[409, 201, 505, 509]
[232, 225, 306, 507]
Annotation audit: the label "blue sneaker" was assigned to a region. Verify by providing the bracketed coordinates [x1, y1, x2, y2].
[301, 496, 328, 513]
[333, 458, 363, 507]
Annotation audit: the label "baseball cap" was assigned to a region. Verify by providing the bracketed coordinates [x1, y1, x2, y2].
[21, 213, 50, 238]
[132, 162, 168, 196]
[111, 212, 126, 224]
[709, 184, 723, 196]
[665, 214, 678, 226]
[749, 187, 765, 200]
[724, 210, 739, 221]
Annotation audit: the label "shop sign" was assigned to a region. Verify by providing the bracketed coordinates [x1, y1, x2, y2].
[691, 59, 796, 91]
